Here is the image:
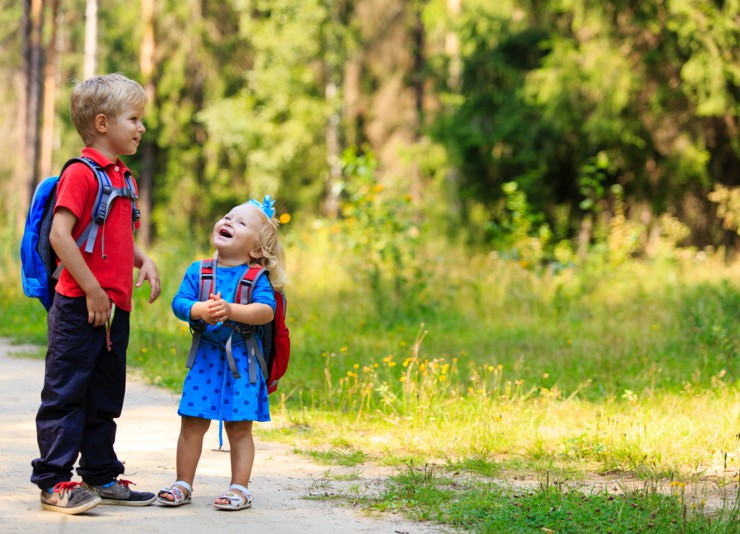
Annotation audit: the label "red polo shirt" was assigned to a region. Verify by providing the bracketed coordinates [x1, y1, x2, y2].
[54, 148, 140, 311]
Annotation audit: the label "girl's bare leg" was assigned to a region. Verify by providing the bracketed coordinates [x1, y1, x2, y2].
[215, 420, 254, 504]
[159, 416, 211, 501]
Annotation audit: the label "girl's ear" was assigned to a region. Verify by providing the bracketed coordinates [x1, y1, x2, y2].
[250, 247, 264, 260]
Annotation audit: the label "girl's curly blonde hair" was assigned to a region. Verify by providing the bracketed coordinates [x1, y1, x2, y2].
[251, 211, 287, 293]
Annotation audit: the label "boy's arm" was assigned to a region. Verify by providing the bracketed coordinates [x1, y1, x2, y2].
[134, 245, 161, 304]
[50, 207, 111, 327]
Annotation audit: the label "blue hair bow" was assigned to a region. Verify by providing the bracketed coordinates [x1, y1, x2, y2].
[249, 195, 276, 219]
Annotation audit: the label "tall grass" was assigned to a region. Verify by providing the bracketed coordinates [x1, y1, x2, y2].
[1, 210, 738, 530]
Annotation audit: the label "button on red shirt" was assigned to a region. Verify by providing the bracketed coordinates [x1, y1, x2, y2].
[53, 148, 140, 311]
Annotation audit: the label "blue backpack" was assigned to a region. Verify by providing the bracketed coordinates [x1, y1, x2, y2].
[20, 157, 140, 310]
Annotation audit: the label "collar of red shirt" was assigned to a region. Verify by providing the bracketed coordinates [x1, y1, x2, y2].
[80, 147, 131, 175]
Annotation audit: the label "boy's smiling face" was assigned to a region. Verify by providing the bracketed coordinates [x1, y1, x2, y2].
[109, 104, 146, 156]
[213, 204, 265, 264]
[93, 103, 146, 160]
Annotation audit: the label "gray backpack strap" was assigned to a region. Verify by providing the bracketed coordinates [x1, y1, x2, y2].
[235, 267, 270, 380]
[51, 229, 88, 279]
[216, 266, 270, 382]
[185, 325, 205, 370]
[185, 260, 215, 370]
[246, 336, 265, 381]
[224, 332, 241, 379]
[50, 158, 107, 275]
[81, 162, 139, 253]
[80, 162, 113, 253]
[222, 332, 260, 383]
[50, 159, 140, 277]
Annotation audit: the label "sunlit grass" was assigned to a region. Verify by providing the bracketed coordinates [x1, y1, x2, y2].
[1, 219, 738, 530]
[370, 465, 739, 533]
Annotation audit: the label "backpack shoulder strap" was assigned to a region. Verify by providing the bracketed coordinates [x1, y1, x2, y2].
[186, 258, 216, 373]
[60, 157, 140, 253]
[227, 265, 270, 383]
[235, 265, 268, 305]
[198, 259, 216, 301]
[59, 157, 112, 253]
[123, 171, 141, 223]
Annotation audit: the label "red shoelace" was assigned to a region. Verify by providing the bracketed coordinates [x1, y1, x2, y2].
[51, 481, 83, 492]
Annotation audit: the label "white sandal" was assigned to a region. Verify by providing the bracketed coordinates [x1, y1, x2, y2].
[213, 483, 252, 511]
[155, 480, 193, 507]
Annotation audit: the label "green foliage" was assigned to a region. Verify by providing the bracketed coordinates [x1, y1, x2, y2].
[146, 0, 255, 244]
[333, 147, 425, 314]
[709, 184, 740, 236]
[578, 152, 611, 213]
[487, 180, 553, 266]
[198, 0, 336, 214]
[430, 0, 739, 249]
[3, 0, 738, 255]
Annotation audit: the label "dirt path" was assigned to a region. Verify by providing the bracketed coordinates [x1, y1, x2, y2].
[0, 339, 445, 534]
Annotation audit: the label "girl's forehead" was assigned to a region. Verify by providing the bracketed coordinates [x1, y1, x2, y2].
[227, 204, 262, 221]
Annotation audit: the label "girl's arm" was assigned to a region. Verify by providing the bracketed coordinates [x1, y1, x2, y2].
[206, 274, 276, 325]
[206, 297, 274, 325]
[172, 262, 202, 322]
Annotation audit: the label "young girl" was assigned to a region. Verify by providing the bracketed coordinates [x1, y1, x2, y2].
[157, 196, 286, 511]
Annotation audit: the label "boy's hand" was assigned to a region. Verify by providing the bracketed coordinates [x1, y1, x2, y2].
[135, 255, 161, 303]
[87, 286, 112, 327]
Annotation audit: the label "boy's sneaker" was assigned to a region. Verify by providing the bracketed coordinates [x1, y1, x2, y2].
[40, 481, 101, 515]
[88, 479, 156, 506]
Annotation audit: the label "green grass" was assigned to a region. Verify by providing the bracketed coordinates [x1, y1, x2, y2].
[1, 223, 738, 532]
[370, 463, 739, 533]
[300, 446, 368, 467]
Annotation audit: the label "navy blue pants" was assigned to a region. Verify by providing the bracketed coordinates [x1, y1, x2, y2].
[31, 295, 129, 490]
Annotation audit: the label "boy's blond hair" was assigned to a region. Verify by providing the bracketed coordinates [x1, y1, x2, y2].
[70, 73, 147, 146]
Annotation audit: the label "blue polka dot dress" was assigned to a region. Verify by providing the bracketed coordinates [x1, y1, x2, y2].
[172, 261, 275, 423]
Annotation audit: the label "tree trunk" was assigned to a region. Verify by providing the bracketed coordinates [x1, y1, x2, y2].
[343, 58, 361, 148]
[412, 5, 424, 128]
[138, 0, 156, 246]
[323, 81, 342, 219]
[444, 0, 462, 218]
[445, 0, 461, 88]
[39, 0, 60, 180]
[15, 1, 32, 221]
[84, 0, 97, 79]
[408, 3, 425, 205]
[24, 0, 44, 203]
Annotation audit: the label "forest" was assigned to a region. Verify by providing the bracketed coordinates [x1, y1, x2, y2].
[3, 0, 739, 258]
[1, 1, 739, 532]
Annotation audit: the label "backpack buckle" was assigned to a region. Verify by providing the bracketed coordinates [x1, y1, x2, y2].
[189, 320, 207, 335]
[235, 323, 254, 337]
[223, 320, 253, 338]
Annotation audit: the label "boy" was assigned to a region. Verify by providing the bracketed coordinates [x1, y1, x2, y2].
[31, 74, 161, 515]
